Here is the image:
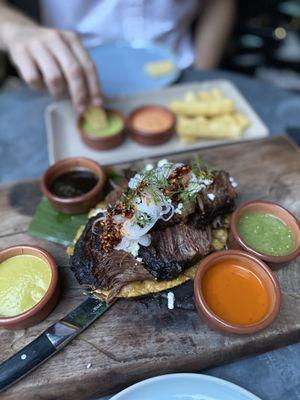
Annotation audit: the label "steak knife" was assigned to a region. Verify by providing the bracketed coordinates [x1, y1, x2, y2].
[0, 296, 110, 392]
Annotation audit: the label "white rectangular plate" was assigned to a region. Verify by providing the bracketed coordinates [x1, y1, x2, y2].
[46, 80, 269, 165]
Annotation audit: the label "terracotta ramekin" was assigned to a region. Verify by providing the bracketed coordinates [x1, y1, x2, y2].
[230, 200, 300, 269]
[0, 245, 59, 329]
[78, 108, 125, 150]
[41, 157, 106, 214]
[127, 105, 176, 146]
[194, 250, 281, 335]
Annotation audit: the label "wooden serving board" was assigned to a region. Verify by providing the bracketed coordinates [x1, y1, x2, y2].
[1, 136, 300, 400]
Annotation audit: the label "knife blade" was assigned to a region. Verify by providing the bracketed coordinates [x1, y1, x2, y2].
[0, 296, 110, 393]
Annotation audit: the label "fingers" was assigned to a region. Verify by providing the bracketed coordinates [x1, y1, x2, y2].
[46, 30, 89, 112]
[8, 28, 101, 112]
[28, 40, 66, 98]
[10, 46, 43, 90]
[63, 31, 103, 106]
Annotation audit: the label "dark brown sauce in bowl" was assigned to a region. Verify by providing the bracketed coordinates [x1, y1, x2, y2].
[41, 157, 106, 214]
[50, 170, 98, 199]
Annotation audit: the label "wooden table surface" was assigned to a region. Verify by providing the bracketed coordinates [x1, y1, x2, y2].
[1, 136, 300, 400]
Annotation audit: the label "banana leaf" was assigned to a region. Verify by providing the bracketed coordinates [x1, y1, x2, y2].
[27, 170, 123, 246]
[28, 197, 88, 246]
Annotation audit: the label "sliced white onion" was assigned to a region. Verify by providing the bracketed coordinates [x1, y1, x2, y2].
[92, 214, 107, 234]
[122, 217, 156, 240]
[138, 234, 151, 246]
[115, 237, 140, 257]
[159, 203, 175, 221]
[95, 208, 107, 214]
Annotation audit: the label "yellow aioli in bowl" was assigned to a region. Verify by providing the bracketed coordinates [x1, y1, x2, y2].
[0, 254, 51, 317]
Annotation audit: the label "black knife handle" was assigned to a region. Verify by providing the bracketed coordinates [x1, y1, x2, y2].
[0, 334, 56, 392]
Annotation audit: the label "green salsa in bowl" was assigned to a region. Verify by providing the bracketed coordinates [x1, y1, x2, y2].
[83, 112, 124, 138]
[78, 108, 125, 150]
[230, 200, 300, 268]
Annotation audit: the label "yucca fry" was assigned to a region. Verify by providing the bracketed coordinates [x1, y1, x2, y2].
[85, 106, 107, 130]
[178, 127, 241, 140]
[197, 88, 224, 101]
[144, 60, 175, 77]
[184, 91, 197, 102]
[234, 112, 250, 129]
[170, 98, 235, 117]
[177, 114, 246, 140]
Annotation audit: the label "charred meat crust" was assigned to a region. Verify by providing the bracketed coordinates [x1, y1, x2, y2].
[70, 216, 153, 291]
[70, 216, 99, 287]
[198, 170, 237, 223]
[139, 223, 211, 280]
[153, 170, 236, 229]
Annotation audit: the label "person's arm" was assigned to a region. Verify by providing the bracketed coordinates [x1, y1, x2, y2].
[0, 1, 102, 112]
[194, 0, 236, 70]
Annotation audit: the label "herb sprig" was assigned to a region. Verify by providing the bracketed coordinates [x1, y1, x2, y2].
[115, 157, 214, 217]
[132, 211, 153, 228]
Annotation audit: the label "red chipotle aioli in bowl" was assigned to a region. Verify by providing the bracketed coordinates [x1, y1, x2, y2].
[128, 105, 175, 146]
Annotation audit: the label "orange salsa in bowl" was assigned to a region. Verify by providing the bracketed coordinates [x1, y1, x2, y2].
[201, 259, 269, 326]
[194, 250, 281, 334]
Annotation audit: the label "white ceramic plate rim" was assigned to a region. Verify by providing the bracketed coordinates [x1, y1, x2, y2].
[110, 373, 261, 400]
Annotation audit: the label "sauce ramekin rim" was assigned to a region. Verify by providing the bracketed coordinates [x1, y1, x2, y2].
[127, 104, 176, 137]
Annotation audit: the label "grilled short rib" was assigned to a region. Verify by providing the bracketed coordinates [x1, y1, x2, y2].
[70, 169, 237, 298]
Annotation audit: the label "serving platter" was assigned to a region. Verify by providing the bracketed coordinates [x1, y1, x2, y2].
[45, 80, 269, 166]
[0, 136, 299, 400]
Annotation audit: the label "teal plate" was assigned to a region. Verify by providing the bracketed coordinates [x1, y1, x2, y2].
[88, 40, 180, 97]
[110, 374, 261, 400]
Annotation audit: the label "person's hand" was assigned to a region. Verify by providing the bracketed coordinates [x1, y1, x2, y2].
[5, 24, 102, 112]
